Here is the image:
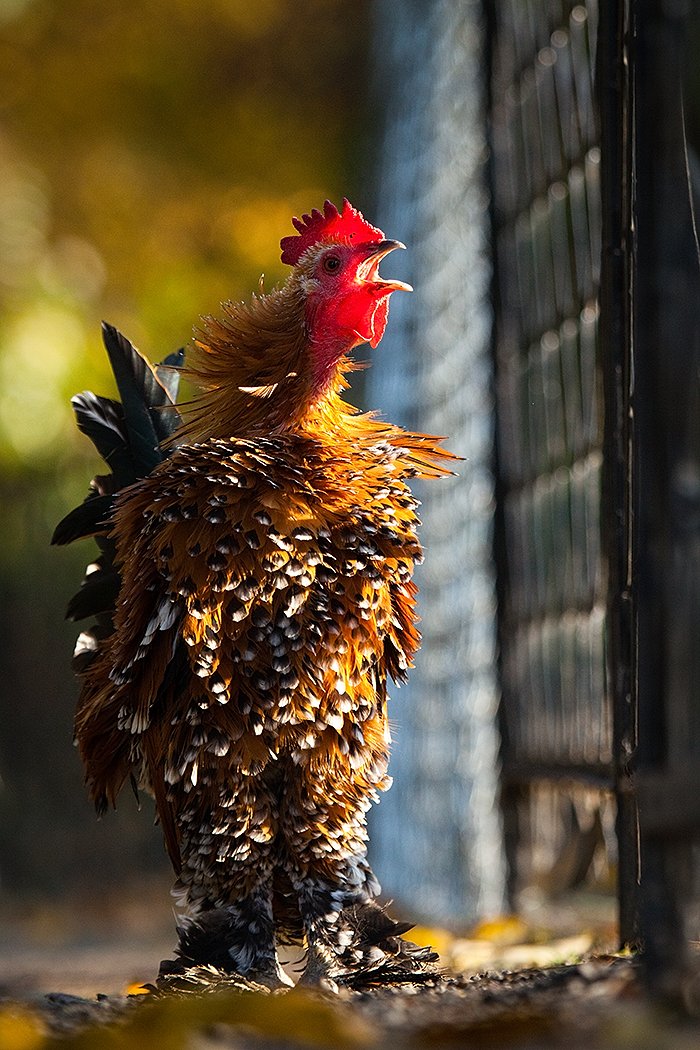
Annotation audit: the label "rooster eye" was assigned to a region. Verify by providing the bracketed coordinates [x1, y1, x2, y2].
[322, 255, 341, 274]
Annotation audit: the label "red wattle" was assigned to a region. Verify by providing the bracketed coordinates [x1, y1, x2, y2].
[369, 299, 390, 348]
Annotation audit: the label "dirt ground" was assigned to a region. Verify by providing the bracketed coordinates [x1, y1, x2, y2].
[2, 892, 700, 1048]
[3, 953, 700, 1050]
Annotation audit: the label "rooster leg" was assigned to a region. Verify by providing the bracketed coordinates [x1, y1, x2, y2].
[295, 875, 440, 989]
[159, 767, 291, 990]
[159, 890, 292, 991]
[294, 874, 376, 988]
[283, 759, 440, 987]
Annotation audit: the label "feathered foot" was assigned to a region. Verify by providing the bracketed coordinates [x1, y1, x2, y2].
[155, 960, 282, 995]
[157, 899, 293, 993]
[300, 900, 441, 990]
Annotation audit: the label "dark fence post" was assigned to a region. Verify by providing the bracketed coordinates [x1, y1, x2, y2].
[597, 0, 639, 949]
[631, 0, 700, 993]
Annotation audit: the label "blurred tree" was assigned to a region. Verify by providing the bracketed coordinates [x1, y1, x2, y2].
[0, 0, 372, 903]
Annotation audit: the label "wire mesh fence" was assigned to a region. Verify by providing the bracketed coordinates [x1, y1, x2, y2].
[369, 0, 614, 925]
[368, 0, 505, 924]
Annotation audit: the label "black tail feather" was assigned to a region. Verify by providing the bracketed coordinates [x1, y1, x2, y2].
[156, 349, 186, 407]
[101, 322, 182, 469]
[51, 493, 115, 547]
[65, 566, 121, 622]
[54, 323, 184, 666]
[70, 393, 136, 489]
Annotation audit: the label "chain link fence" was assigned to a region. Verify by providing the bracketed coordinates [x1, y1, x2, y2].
[368, 0, 613, 926]
[368, 0, 505, 925]
[486, 0, 625, 913]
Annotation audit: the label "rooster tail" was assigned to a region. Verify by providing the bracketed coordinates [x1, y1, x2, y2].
[52, 322, 184, 670]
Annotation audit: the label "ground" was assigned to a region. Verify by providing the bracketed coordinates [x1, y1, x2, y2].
[2, 892, 700, 1049]
[3, 954, 700, 1050]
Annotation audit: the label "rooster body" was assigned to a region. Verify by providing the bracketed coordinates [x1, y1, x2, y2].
[56, 201, 453, 988]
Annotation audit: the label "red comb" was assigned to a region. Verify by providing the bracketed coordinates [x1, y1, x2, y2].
[280, 198, 384, 266]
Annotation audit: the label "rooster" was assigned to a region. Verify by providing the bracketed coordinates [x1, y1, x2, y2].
[54, 199, 454, 990]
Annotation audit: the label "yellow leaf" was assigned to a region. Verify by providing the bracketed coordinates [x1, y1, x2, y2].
[54, 987, 376, 1050]
[124, 983, 151, 996]
[0, 1006, 46, 1050]
[409, 925, 455, 957]
[468, 914, 530, 945]
[448, 932, 593, 975]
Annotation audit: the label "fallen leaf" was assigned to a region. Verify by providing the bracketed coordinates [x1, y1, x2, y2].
[50, 986, 376, 1050]
[448, 933, 593, 975]
[468, 915, 530, 946]
[0, 1006, 46, 1050]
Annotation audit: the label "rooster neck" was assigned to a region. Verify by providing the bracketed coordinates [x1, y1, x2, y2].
[174, 282, 355, 443]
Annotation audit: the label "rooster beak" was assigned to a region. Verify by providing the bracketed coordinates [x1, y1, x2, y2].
[369, 239, 406, 257]
[361, 239, 413, 293]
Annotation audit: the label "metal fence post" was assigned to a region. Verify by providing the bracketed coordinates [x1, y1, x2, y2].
[631, 0, 700, 993]
[597, 0, 639, 949]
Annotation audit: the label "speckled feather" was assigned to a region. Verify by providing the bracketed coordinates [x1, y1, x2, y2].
[77, 420, 446, 895]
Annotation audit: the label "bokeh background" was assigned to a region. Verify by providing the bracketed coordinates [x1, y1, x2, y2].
[0, 0, 376, 920]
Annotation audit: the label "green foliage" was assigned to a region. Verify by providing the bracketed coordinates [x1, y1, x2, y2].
[0, 0, 371, 468]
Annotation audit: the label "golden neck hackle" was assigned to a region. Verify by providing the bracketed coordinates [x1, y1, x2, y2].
[175, 277, 458, 482]
[175, 279, 318, 442]
[176, 278, 374, 447]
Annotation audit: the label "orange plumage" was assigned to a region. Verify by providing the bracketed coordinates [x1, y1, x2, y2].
[56, 200, 455, 989]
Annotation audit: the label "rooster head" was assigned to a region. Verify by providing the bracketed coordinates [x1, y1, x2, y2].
[281, 199, 411, 356]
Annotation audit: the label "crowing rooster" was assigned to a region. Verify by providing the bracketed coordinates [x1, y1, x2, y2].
[54, 200, 454, 990]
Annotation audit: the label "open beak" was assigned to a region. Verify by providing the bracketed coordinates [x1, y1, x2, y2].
[359, 239, 413, 293]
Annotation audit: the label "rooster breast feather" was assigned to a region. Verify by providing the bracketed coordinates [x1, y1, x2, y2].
[74, 430, 426, 863]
